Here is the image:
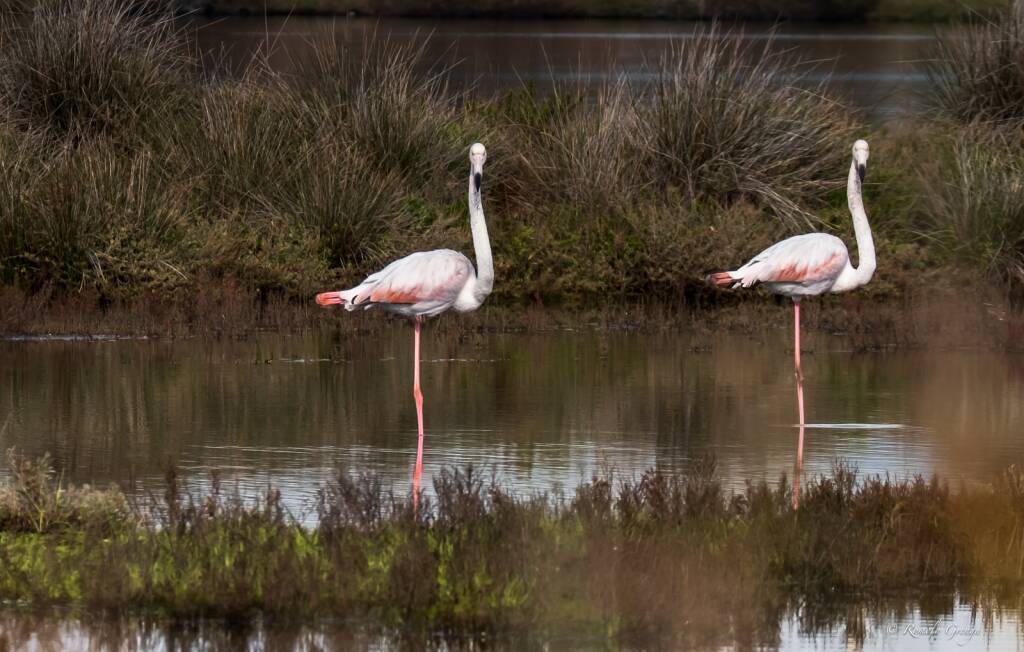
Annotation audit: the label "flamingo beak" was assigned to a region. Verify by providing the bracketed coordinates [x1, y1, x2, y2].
[856, 163, 866, 184]
[473, 172, 482, 191]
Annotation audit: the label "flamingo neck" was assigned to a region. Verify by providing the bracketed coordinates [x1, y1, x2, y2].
[468, 173, 493, 306]
[846, 158, 876, 289]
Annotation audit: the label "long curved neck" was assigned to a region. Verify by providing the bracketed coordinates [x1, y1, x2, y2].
[469, 173, 494, 303]
[847, 159, 876, 288]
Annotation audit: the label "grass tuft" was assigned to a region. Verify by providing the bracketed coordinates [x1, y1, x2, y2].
[932, 3, 1024, 123]
[0, 0, 187, 142]
[648, 25, 853, 226]
[918, 122, 1024, 285]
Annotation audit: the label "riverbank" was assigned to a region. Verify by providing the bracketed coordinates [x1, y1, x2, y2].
[1, 2, 1023, 339]
[1, 453, 1023, 645]
[185, 0, 1007, 21]
[2, 285, 1021, 353]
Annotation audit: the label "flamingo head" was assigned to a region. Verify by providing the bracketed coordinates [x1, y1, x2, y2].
[470, 142, 486, 191]
[852, 139, 869, 183]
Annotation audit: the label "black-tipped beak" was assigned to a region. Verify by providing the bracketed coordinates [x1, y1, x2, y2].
[473, 172, 482, 191]
[857, 164, 866, 184]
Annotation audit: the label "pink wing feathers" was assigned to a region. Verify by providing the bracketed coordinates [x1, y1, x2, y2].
[316, 249, 474, 317]
[716, 233, 850, 289]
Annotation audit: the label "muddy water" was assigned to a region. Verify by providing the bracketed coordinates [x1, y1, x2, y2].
[190, 17, 936, 120]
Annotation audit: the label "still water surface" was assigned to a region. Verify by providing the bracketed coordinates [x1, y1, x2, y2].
[2, 595, 1022, 650]
[191, 17, 937, 120]
[2, 325, 1021, 511]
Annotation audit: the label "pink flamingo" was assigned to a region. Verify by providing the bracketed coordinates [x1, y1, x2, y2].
[316, 143, 494, 495]
[707, 139, 876, 467]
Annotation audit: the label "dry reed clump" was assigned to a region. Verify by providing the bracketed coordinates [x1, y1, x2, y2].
[917, 122, 1024, 285]
[295, 34, 467, 196]
[0, 0, 187, 142]
[646, 26, 853, 226]
[503, 78, 648, 213]
[932, 2, 1024, 124]
[0, 141, 193, 297]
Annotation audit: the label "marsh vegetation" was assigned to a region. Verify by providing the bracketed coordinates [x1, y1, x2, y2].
[2, 451, 1024, 646]
[0, 1, 1023, 336]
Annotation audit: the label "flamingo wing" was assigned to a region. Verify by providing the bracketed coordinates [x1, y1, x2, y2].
[318, 249, 474, 316]
[731, 233, 849, 289]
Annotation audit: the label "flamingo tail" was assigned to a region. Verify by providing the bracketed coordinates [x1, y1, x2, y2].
[316, 291, 348, 307]
[705, 272, 736, 287]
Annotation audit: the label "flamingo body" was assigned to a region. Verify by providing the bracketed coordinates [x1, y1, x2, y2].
[708, 232, 855, 299]
[316, 248, 481, 318]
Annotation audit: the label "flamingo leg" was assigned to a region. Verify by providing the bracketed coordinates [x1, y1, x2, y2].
[793, 301, 806, 508]
[412, 317, 425, 503]
[794, 298, 802, 423]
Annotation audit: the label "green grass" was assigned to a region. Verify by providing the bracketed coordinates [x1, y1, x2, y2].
[1, 451, 1024, 643]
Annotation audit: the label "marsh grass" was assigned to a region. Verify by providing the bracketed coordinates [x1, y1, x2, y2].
[918, 122, 1024, 284]
[648, 26, 852, 226]
[0, 0, 187, 142]
[0, 0, 1021, 327]
[1, 451, 1023, 642]
[932, 2, 1024, 123]
[504, 77, 648, 213]
[0, 5, 868, 314]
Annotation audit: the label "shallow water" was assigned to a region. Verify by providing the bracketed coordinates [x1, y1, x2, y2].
[1, 324, 1022, 514]
[189, 17, 937, 120]
[3, 324, 1024, 648]
[2, 599, 1021, 650]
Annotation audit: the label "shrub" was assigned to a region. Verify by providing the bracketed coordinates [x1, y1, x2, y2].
[918, 122, 1024, 285]
[0, 0, 187, 141]
[646, 25, 853, 226]
[932, 3, 1024, 123]
[504, 77, 647, 213]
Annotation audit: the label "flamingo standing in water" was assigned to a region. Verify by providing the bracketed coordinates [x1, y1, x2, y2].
[707, 139, 876, 466]
[316, 143, 494, 494]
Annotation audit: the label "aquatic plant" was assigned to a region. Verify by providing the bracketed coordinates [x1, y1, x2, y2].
[0, 452, 1023, 644]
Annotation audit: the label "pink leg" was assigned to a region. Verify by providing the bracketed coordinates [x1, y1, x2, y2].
[793, 301, 805, 508]
[792, 431, 803, 509]
[412, 317, 425, 504]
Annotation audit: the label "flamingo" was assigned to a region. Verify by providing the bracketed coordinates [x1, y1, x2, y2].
[706, 139, 876, 467]
[315, 143, 494, 495]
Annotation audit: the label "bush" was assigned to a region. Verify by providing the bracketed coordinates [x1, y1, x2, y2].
[504, 78, 647, 213]
[0, 0, 187, 141]
[647, 25, 853, 226]
[932, 3, 1024, 123]
[918, 123, 1024, 285]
